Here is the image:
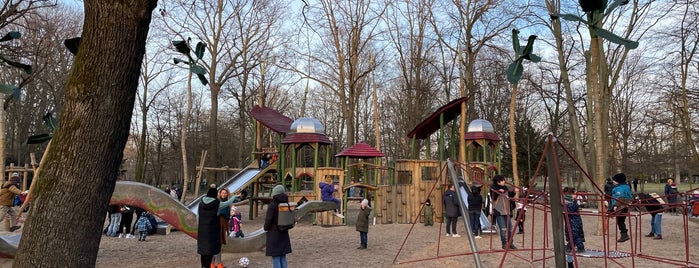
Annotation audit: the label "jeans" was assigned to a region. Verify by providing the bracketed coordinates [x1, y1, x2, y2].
[359, 231, 368, 247]
[469, 211, 481, 235]
[107, 213, 122, 236]
[445, 216, 458, 235]
[651, 213, 662, 236]
[495, 215, 514, 247]
[272, 255, 287, 268]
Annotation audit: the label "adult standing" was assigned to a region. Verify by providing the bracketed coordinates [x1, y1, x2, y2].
[609, 173, 632, 242]
[632, 178, 638, 192]
[490, 175, 518, 249]
[0, 173, 23, 232]
[665, 178, 678, 214]
[212, 189, 231, 268]
[198, 184, 236, 268]
[264, 185, 292, 268]
[443, 184, 460, 237]
[639, 193, 664, 240]
[118, 205, 134, 238]
[467, 185, 483, 238]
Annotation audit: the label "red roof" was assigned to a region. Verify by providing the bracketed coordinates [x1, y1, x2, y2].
[464, 131, 501, 141]
[335, 142, 384, 158]
[407, 97, 468, 140]
[251, 105, 294, 134]
[281, 133, 332, 145]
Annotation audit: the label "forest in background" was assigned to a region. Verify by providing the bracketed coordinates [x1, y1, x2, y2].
[1, 0, 698, 190]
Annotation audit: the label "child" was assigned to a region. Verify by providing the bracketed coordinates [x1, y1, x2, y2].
[319, 177, 343, 218]
[423, 199, 433, 226]
[515, 188, 528, 234]
[563, 187, 585, 252]
[229, 206, 244, 238]
[135, 212, 153, 241]
[467, 185, 483, 238]
[356, 199, 371, 249]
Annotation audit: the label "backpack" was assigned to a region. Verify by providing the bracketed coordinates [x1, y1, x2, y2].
[277, 202, 296, 231]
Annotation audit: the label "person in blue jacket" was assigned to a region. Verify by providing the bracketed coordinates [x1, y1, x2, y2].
[319, 177, 343, 218]
[609, 173, 633, 242]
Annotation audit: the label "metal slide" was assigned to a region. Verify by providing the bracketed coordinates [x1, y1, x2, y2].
[186, 164, 269, 212]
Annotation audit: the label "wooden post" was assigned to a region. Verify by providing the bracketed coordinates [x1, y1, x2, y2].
[192, 150, 207, 201]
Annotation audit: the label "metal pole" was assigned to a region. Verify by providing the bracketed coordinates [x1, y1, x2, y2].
[546, 134, 567, 267]
[447, 159, 483, 268]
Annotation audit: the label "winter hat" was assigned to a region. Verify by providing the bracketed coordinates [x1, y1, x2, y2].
[272, 184, 285, 196]
[11, 172, 19, 178]
[425, 198, 431, 206]
[206, 184, 218, 198]
[361, 199, 369, 206]
[612, 173, 626, 184]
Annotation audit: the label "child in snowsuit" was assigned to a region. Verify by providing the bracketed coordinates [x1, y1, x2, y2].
[229, 206, 244, 238]
[563, 187, 585, 252]
[423, 199, 433, 226]
[135, 212, 153, 241]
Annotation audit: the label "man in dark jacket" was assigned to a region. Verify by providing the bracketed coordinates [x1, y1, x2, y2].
[265, 185, 292, 268]
[443, 184, 461, 237]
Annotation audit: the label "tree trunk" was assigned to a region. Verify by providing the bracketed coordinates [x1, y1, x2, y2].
[15, 1, 157, 266]
[509, 83, 520, 188]
[181, 72, 193, 203]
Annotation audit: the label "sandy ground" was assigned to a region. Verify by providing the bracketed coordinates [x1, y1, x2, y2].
[1, 202, 698, 268]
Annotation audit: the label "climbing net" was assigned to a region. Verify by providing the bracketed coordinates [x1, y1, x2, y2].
[394, 135, 698, 267]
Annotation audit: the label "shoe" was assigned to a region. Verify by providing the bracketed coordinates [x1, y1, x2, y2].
[618, 233, 630, 242]
[125, 234, 135, 239]
[8, 226, 21, 232]
[653, 235, 662, 240]
[516, 231, 524, 234]
[333, 213, 345, 218]
[474, 236, 482, 239]
[118, 234, 125, 238]
[576, 246, 585, 252]
[446, 233, 450, 237]
[510, 244, 517, 249]
[356, 246, 366, 249]
[645, 233, 655, 237]
[452, 234, 461, 237]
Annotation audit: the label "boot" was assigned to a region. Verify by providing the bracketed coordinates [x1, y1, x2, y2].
[210, 263, 215, 268]
[618, 232, 630, 242]
[644, 232, 654, 237]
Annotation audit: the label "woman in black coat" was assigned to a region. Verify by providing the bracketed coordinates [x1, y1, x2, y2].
[443, 184, 461, 237]
[264, 185, 292, 268]
[198, 184, 236, 268]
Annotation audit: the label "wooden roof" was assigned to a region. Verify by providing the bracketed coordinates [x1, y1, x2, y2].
[281, 133, 332, 145]
[251, 105, 294, 134]
[335, 142, 384, 158]
[407, 97, 468, 140]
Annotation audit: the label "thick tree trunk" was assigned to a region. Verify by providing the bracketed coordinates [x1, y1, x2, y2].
[15, 1, 157, 267]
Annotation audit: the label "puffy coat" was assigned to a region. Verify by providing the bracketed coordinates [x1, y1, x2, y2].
[356, 206, 371, 233]
[264, 193, 292, 257]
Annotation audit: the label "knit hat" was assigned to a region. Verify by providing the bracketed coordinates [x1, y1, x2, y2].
[206, 184, 218, 198]
[11, 172, 19, 178]
[272, 185, 285, 196]
[361, 199, 369, 206]
[612, 173, 626, 184]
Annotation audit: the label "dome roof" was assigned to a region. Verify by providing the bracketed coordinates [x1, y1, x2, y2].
[467, 119, 495, 133]
[289, 117, 325, 134]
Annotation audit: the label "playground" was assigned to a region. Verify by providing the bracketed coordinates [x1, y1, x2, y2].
[1, 201, 688, 268]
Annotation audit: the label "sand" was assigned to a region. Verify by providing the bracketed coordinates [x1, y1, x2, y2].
[1, 202, 698, 268]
